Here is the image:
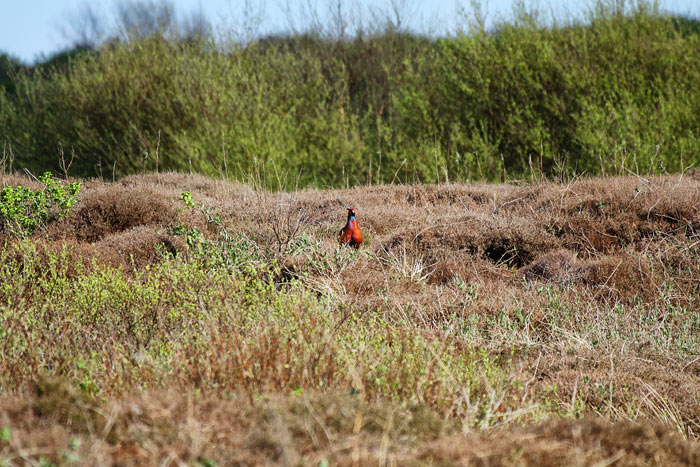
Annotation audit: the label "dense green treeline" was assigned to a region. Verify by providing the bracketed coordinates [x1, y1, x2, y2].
[1, 3, 700, 188]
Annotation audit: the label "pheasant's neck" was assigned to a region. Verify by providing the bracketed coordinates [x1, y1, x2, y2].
[346, 216, 357, 226]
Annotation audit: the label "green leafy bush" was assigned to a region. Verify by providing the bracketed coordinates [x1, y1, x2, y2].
[0, 172, 81, 234]
[2, 2, 700, 185]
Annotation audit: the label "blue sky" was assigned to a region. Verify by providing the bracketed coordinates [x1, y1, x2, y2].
[2, 0, 699, 63]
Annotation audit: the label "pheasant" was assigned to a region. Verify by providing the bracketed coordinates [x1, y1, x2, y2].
[339, 208, 363, 248]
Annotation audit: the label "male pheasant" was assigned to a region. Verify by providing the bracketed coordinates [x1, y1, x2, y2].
[339, 208, 363, 248]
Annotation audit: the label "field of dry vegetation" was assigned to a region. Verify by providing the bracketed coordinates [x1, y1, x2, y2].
[2, 171, 700, 465]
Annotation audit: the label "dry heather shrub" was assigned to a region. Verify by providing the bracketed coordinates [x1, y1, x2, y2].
[383, 213, 557, 271]
[121, 172, 219, 191]
[538, 176, 700, 256]
[520, 250, 654, 300]
[510, 337, 700, 437]
[577, 254, 653, 300]
[1, 388, 458, 465]
[520, 249, 579, 283]
[0, 229, 181, 280]
[245, 393, 458, 465]
[429, 252, 512, 285]
[121, 172, 255, 204]
[290, 197, 346, 229]
[6, 388, 698, 466]
[420, 417, 700, 466]
[387, 184, 488, 209]
[71, 226, 183, 270]
[63, 184, 178, 242]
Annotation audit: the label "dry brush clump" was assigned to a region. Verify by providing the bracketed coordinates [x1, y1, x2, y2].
[2, 389, 699, 465]
[419, 416, 700, 466]
[2, 171, 700, 463]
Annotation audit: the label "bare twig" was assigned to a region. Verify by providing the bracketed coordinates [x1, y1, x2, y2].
[58, 143, 76, 180]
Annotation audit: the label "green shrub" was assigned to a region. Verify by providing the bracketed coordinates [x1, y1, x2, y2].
[2, 2, 700, 185]
[395, 6, 700, 180]
[0, 172, 81, 235]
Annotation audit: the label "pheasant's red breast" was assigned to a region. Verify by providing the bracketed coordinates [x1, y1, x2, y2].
[339, 208, 362, 248]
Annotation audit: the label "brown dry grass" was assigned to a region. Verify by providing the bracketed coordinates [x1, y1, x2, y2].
[2, 386, 698, 465]
[2, 171, 700, 464]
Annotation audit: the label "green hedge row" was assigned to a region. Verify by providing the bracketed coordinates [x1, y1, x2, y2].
[2, 5, 699, 187]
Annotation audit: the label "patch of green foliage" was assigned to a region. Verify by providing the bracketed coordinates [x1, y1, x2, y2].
[0, 172, 81, 235]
